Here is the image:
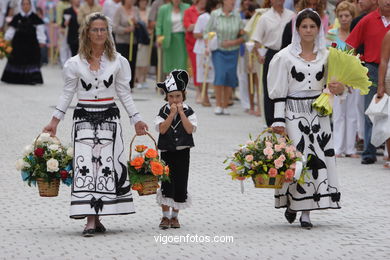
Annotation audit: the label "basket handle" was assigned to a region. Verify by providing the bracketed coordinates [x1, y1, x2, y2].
[33, 133, 61, 149]
[129, 131, 158, 160]
[255, 128, 289, 142]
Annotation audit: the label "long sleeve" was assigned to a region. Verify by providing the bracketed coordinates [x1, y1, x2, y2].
[155, 6, 164, 36]
[36, 24, 47, 44]
[113, 8, 127, 35]
[115, 55, 142, 125]
[52, 59, 78, 120]
[267, 52, 289, 127]
[4, 26, 15, 41]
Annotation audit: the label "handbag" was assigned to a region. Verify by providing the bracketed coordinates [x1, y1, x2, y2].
[135, 21, 150, 45]
[365, 93, 390, 147]
[365, 93, 389, 121]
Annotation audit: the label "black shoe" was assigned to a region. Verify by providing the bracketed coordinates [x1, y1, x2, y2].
[82, 228, 95, 237]
[361, 157, 376, 164]
[284, 208, 297, 224]
[299, 217, 313, 230]
[95, 222, 106, 233]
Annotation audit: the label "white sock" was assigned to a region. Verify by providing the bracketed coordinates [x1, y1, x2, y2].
[301, 211, 311, 223]
[163, 211, 170, 219]
[171, 211, 179, 218]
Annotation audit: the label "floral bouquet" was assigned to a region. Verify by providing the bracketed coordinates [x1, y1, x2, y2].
[16, 133, 73, 197]
[312, 47, 372, 115]
[128, 134, 170, 195]
[0, 32, 12, 59]
[225, 130, 307, 192]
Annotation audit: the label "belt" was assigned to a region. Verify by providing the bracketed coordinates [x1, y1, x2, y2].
[79, 97, 114, 102]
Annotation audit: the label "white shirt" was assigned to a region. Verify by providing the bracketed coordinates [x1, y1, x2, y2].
[267, 46, 329, 127]
[102, 0, 121, 21]
[52, 53, 142, 124]
[193, 12, 210, 54]
[251, 7, 294, 50]
[382, 16, 390, 28]
[171, 11, 184, 33]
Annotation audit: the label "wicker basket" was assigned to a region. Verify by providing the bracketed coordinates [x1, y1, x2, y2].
[137, 175, 159, 196]
[37, 178, 60, 197]
[252, 174, 284, 189]
[129, 132, 160, 196]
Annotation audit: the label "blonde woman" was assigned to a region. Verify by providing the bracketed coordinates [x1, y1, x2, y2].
[43, 12, 148, 237]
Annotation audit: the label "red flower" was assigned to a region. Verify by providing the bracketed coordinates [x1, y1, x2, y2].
[34, 148, 44, 157]
[268, 168, 278, 177]
[60, 170, 68, 180]
[331, 42, 337, 48]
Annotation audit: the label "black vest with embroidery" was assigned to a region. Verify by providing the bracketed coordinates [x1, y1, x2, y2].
[157, 104, 195, 151]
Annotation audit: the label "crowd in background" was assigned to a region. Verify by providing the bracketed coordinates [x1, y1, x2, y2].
[1, 0, 390, 167]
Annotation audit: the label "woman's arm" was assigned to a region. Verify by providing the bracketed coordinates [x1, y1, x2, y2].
[377, 32, 390, 99]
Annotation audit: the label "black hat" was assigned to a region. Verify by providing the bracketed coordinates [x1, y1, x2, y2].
[157, 69, 189, 93]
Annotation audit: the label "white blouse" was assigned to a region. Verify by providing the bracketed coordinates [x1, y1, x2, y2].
[267, 46, 329, 127]
[52, 53, 142, 124]
[171, 11, 184, 33]
[193, 13, 210, 54]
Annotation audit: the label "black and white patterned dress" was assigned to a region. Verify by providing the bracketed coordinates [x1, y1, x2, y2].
[268, 46, 341, 212]
[53, 53, 141, 218]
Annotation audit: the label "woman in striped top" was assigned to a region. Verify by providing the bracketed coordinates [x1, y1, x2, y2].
[204, 0, 246, 115]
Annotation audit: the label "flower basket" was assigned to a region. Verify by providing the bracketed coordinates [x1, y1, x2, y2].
[37, 178, 60, 197]
[128, 132, 170, 196]
[252, 174, 284, 189]
[225, 129, 307, 191]
[0, 32, 12, 59]
[16, 133, 73, 197]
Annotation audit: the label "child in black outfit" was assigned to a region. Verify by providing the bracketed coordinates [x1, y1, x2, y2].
[154, 69, 197, 229]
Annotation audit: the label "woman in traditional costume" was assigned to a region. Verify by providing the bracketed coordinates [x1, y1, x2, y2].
[1, 0, 46, 85]
[43, 12, 148, 237]
[268, 9, 344, 229]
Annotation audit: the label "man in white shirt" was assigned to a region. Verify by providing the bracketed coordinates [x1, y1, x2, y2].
[251, 0, 294, 127]
[102, 0, 121, 22]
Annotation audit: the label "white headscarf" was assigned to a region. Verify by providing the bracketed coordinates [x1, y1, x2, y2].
[18, 0, 36, 16]
[290, 8, 326, 57]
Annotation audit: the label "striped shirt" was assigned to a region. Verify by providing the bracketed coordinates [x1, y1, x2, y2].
[204, 8, 245, 51]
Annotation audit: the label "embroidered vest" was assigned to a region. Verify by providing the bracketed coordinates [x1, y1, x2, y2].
[157, 104, 195, 151]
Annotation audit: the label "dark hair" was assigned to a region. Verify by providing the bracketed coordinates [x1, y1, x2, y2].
[205, 0, 220, 13]
[164, 91, 187, 101]
[295, 9, 321, 29]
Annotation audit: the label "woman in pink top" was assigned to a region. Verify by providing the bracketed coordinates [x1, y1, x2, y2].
[183, 0, 206, 103]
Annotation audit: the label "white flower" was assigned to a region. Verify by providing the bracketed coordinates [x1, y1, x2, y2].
[16, 159, 24, 171]
[47, 158, 59, 172]
[66, 147, 74, 157]
[23, 145, 34, 156]
[38, 133, 51, 143]
[50, 137, 61, 144]
[48, 144, 59, 151]
[16, 159, 30, 171]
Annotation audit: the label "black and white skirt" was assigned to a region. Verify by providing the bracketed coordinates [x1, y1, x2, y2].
[70, 102, 135, 218]
[275, 96, 341, 211]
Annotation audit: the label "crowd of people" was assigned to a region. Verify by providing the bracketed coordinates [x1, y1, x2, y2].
[1, 0, 390, 234]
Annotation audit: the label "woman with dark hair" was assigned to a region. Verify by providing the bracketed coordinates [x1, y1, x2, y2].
[268, 9, 344, 229]
[43, 12, 148, 236]
[1, 0, 46, 85]
[62, 0, 80, 56]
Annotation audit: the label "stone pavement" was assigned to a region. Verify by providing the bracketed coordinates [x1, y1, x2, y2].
[0, 59, 389, 260]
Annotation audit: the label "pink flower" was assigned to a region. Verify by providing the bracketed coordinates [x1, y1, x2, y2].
[280, 142, 287, 149]
[296, 151, 303, 158]
[289, 163, 296, 169]
[274, 144, 282, 152]
[285, 169, 294, 179]
[230, 163, 237, 172]
[265, 141, 272, 148]
[246, 140, 255, 146]
[278, 137, 286, 144]
[274, 159, 284, 169]
[268, 168, 278, 177]
[288, 152, 296, 159]
[263, 147, 274, 157]
[278, 154, 286, 162]
[285, 146, 295, 154]
[267, 155, 273, 160]
[245, 154, 254, 162]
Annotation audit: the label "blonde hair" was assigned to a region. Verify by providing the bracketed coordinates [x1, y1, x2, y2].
[78, 12, 116, 61]
[336, 1, 356, 18]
